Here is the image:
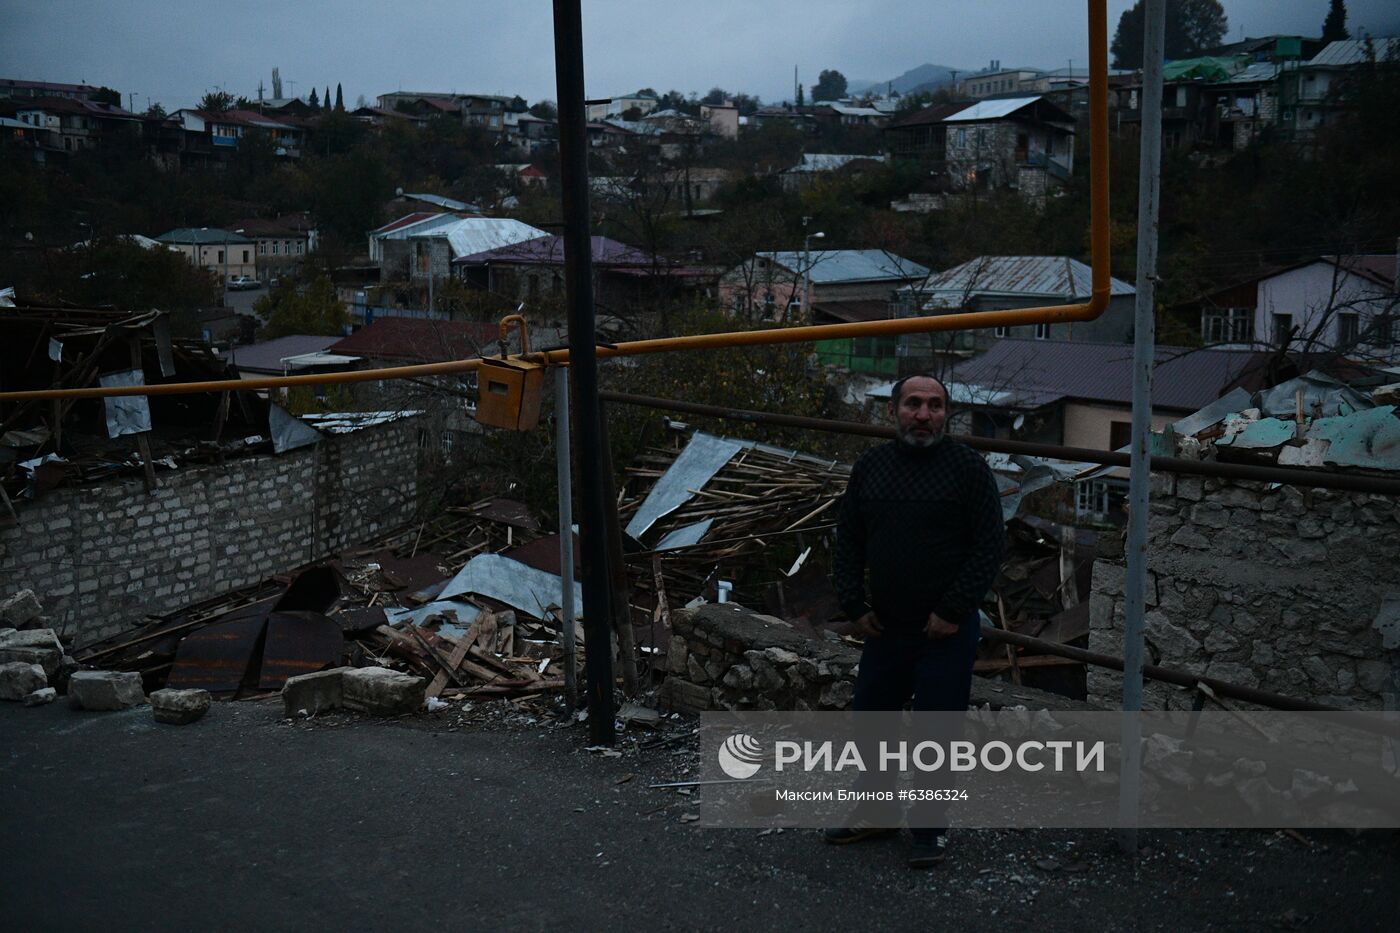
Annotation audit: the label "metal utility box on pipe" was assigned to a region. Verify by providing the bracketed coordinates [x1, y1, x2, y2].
[474, 315, 546, 431]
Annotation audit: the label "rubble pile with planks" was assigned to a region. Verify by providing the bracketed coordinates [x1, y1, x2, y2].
[71, 496, 584, 705]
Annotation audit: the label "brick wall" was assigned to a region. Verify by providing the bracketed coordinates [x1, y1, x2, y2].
[1088, 474, 1400, 710]
[0, 417, 422, 647]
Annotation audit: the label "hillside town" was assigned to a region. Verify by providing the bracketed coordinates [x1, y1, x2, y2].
[2, 0, 1400, 928]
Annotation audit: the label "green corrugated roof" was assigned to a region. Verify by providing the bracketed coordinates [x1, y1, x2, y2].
[1162, 55, 1247, 82]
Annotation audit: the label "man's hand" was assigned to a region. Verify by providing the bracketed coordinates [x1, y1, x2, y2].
[853, 610, 883, 639]
[924, 612, 959, 641]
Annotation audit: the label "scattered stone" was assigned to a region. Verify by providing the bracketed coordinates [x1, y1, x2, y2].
[0, 589, 43, 627]
[341, 666, 426, 716]
[280, 667, 347, 717]
[0, 661, 48, 701]
[1034, 858, 1061, 872]
[67, 670, 146, 710]
[762, 646, 801, 666]
[0, 628, 64, 678]
[817, 680, 854, 709]
[23, 686, 56, 706]
[149, 688, 211, 725]
[679, 812, 700, 823]
[617, 701, 662, 727]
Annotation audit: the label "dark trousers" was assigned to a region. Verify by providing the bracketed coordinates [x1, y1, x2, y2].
[851, 616, 980, 840]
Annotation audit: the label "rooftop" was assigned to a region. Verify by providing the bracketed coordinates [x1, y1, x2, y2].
[1308, 37, 1400, 67]
[782, 153, 886, 173]
[913, 256, 1135, 301]
[222, 335, 343, 374]
[453, 235, 653, 267]
[156, 227, 255, 245]
[952, 338, 1265, 411]
[757, 249, 928, 284]
[403, 217, 549, 258]
[327, 317, 503, 363]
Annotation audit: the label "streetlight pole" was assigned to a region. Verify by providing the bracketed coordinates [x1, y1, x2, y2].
[802, 229, 824, 322]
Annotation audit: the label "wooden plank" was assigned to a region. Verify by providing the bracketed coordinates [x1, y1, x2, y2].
[426, 613, 486, 698]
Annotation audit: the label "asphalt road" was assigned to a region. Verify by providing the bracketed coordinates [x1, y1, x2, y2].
[2, 699, 1396, 932]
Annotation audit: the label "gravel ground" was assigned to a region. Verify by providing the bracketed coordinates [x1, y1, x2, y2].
[2, 696, 1396, 932]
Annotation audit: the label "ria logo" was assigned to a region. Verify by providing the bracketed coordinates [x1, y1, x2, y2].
[717, 733, 764, 779]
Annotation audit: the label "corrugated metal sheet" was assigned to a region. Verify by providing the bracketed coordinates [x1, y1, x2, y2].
[757, 250, 928, 284]
[784, 153, 885, 173]
[952, 339, 1263, 411]
[943, 96, 1042, 122]
[1309, 38, 1400, 67]
[223, 335, 341, 373]
[416, 218, 549, 258]
[405, 192, 477, 212]
[917, 256, 1134, 300]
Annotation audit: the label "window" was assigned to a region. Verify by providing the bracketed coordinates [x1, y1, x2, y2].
[1373, 313, 1396, 349]
[787, 296, 803, 316]
[272, 241, 279, 255]
[296, 242, 304, 255]
[242, 250, 249, 263]
[1273, 313, 1293, 345]
[1201, 307, 1253, 343]
[954, 128, 966, 147]
[1076, 480, 1111, 518]
[1337, 312, 1359, 346]
[1109, 420, 1133, 451]
[1034, 322, 1051, 340]
[217, 250, 224, 263]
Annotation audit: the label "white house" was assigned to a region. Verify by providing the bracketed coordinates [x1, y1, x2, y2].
[1201, 255, 1398, 360]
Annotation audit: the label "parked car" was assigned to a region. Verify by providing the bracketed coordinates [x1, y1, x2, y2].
[227, 275, 258, 290]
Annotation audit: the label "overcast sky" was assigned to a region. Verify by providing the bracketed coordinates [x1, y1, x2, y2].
[4, 1, 1397, 112]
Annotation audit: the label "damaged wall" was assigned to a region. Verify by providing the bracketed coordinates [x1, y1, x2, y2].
[0, 417, 422, 647]
[1088, 474, 1400, 710]
[663, 603, 1096, 714]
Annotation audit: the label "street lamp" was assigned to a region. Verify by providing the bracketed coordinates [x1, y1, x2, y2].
[802, 230, 825, 321]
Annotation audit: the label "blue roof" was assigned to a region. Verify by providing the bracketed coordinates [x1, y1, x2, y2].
[156, 227, 254, 245]
[756, 249, 928, 284]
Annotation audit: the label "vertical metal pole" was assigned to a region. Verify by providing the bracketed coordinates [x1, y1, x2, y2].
[1118, 0, 1165, 855]
[552, 0, 616, 744]
[554, 367, 578, 709]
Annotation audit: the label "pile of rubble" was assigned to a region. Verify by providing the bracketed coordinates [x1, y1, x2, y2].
[0, 587, 212, 723]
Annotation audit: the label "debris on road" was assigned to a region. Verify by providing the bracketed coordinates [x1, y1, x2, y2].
[150, 687, 211, 725]
[67, 670, 146, 710]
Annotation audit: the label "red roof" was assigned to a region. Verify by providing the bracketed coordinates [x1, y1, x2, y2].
[328, 317, 501, 363]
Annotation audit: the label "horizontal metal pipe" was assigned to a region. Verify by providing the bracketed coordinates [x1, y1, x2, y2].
[599, 391, 1400, 496]
[0, 297, 1109, 403]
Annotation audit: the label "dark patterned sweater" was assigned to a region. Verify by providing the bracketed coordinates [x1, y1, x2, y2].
[833, 438, 1006, 631]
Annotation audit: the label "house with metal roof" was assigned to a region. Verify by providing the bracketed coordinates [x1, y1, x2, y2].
[11, 97, 140, 155]
[377, 217, 548, 285]
[895, 255, 1136, 361]
[919, 338, 1270, 451]
[940, 95, 1076, 196]
[778, 153, 887, 192]
[1279, 36, 1400, 140]
[156, 227, 258, 279]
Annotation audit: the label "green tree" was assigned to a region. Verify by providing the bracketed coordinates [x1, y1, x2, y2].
[93, 86, 122, 106]
[308, 87, 320, 108]
[528, 100, 557, 120]
[324, 87, 332, 111]
[796, 84, 804, 106]
[1322, 0, 1350, 41]
[144, 102, 167, 119]
[335, 83, 345, 111]
[199, 89, 235, 112]
[1111, 0, 1228, 68]
[255, 276, 350, 338]
[812, 69, 848, 102]
[21, 238, 220, 328]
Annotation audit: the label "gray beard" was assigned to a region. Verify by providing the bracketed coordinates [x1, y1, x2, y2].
[895, 424, 944, 448]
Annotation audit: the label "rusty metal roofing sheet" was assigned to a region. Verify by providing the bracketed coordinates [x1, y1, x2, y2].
[166, 611, 265, 693]
[258, 611, 344, 689]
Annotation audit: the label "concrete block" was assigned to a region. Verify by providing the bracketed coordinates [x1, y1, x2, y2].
[0, 589, 44, 627]
[0, 662, 48, 701]
[341, 666, 426, 716]
[282, 667, 347, 717]
[150, 688, 212, 725]
[23, 686, 57, 706]
[0, 645, 62, 679]
[68, 670, 146, 710]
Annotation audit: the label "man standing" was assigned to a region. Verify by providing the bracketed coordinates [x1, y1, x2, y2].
[826, 373, 1006, 867]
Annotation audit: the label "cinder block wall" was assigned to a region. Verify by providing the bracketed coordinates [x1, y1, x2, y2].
[1088, 475, 1400, 710]
[0, 418, 421, 647]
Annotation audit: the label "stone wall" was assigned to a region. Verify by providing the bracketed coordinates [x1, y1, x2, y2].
[0, 418, 422, 647]
[1088, 474, 1400, 710]
[661, 603, 1097, 714]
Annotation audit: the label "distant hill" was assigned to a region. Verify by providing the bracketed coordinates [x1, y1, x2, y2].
[848, 63, 962, 97]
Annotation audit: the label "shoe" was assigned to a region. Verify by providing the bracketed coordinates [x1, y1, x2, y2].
[822, 825, 897, 845]
[907, 834, 949, 868]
